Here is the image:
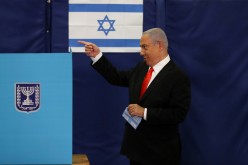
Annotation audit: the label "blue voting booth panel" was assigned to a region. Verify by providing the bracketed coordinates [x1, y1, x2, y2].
[0, 53, 72, 164]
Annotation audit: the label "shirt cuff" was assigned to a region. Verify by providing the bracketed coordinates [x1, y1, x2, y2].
[91, 52, 103, 64]
[143, 108, 147, 120]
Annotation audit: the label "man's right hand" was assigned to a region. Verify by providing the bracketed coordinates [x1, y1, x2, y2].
[78, 41, 101, 58]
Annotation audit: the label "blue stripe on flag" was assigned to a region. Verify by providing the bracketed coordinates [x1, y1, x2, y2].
[69, 4, 143, 12]
[69, 39, 140, 47]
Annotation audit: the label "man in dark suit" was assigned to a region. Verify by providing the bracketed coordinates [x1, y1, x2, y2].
[78, 28, 191, 165]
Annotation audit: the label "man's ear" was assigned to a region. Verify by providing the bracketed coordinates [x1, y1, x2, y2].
[157, 40, 163, 50]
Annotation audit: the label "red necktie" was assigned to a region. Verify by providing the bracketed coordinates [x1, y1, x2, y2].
[139, 67, 154, 99]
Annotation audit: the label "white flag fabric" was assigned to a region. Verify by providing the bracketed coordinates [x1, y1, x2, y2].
[69, 0, 143, 52]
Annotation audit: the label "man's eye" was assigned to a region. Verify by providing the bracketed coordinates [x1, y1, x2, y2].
[141, 45, 148, 50]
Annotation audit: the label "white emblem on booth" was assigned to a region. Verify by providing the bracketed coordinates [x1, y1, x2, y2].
[15, 83, 40, 113]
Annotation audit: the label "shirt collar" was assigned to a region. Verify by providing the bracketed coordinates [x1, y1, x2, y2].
[151, 55, 170, 73]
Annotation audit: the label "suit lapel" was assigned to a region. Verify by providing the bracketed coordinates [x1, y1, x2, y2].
[139, 61, 175, 101]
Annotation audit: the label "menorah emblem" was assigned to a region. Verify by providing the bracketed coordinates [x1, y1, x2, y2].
[15, 83, 40, 113]
[22, 86, 35, 105]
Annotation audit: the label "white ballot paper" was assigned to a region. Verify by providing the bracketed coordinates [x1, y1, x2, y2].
[122, 107, 142, 129]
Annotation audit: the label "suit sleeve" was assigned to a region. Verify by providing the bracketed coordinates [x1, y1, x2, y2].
[92, 55, 133, 87]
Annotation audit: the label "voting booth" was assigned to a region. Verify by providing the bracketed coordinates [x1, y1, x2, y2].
[0, 53, 72, 164]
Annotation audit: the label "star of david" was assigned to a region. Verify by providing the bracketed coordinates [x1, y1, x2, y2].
[97, 15, 116, 36]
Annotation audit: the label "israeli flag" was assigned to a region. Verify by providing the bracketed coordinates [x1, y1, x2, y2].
[69, 0, 143, 52]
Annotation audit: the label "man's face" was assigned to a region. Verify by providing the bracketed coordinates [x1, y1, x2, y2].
[140, 34, 160, 67]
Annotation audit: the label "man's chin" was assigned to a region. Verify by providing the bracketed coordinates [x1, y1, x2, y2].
[144, 61, 150, 66]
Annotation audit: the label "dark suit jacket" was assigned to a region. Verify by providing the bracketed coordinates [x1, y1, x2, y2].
[92, 55, 191, 165]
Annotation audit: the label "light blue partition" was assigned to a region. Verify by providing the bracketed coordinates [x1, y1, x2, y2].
[0, 53, 72, 164]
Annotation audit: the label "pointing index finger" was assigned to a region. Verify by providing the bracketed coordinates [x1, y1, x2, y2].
[78, 40, 91, 46]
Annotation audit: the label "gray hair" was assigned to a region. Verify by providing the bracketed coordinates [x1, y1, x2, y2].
[143, 28, 168, 48]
